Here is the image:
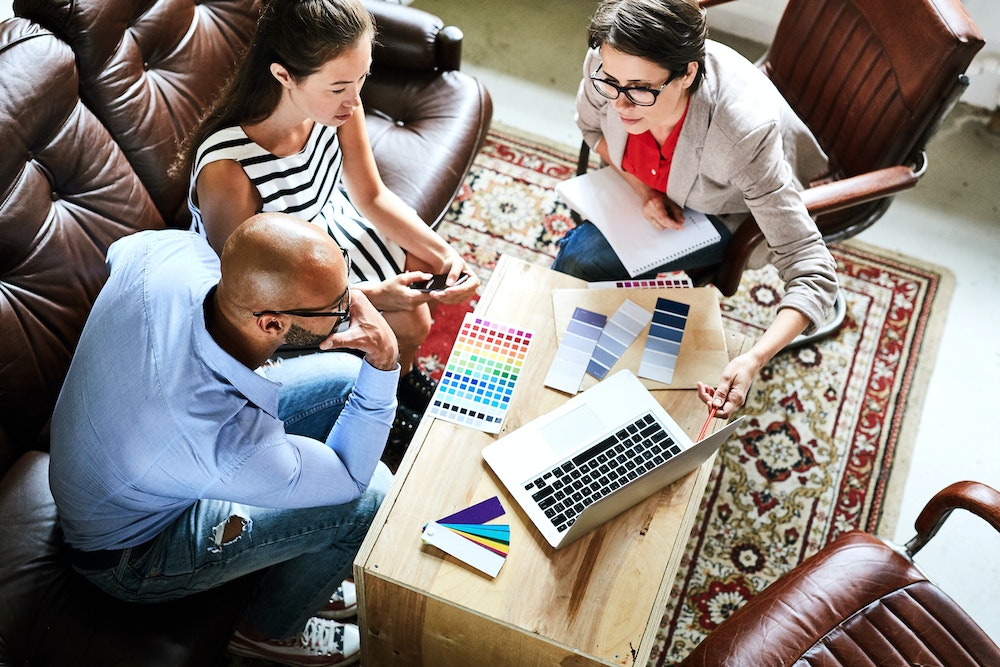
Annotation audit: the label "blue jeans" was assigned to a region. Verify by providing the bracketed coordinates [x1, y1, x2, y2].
[551, 218, 732, 281]
[74, 351, 393, 640]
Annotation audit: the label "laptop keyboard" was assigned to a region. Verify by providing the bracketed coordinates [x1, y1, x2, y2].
[523, 412, 682, 533]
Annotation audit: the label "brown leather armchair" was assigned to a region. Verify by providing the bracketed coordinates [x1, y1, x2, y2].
[679, 481, 1000, 666]
[0, 1, 491, 664]
[575, 0, 984, 306]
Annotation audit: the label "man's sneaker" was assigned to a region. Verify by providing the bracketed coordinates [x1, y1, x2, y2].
[228, 617, 360, 667]
[318, 579, 357, 620]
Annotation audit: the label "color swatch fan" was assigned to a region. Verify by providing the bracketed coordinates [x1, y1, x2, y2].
[421, 496, 510, 577]
[426, 314, 532, 433]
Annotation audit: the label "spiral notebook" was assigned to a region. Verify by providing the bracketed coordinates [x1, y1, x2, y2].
[556, 167, 721, 277]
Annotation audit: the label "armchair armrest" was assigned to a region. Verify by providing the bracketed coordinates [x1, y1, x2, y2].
[801, 163, 922, 216]
[905, 481, 1000, 556]
[364, 0, 463, 71]
[710, 160, 923, 296]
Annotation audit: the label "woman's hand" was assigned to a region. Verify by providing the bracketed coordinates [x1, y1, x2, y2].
[696, 352, 760, 419]
[622, 172, 685, 231]
[358, 273, 439, 312]
[639, 189, 685, 231]
[429, 253, 480, 305]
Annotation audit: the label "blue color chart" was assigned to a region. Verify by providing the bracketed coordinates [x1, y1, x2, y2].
[544, 307, 607, 394]
[427, 314, 533, 433]
[586, 299, 653, 380]
[638, 297, 690, 384]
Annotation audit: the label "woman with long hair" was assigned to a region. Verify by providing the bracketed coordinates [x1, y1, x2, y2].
[174, 0, 477, 426]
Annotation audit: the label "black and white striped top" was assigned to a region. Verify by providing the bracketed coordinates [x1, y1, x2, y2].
[187, 123, 404, 282]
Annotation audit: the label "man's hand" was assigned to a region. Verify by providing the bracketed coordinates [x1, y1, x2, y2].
[319, 289, 399, 371]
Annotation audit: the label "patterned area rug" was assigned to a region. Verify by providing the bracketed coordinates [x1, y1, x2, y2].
[417, 126, 952, 665]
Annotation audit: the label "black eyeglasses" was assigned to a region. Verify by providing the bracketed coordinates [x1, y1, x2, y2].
[252, 247, 352, 330]
[589, 63, 683, 107]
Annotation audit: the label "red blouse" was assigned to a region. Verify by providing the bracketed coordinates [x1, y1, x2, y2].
[621, 101, 689, 193]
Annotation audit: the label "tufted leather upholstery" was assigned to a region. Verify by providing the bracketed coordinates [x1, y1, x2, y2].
[14, 0, 492, 229]
[0, 18, 163, 453]
[680, 481, 1000, 666]
[0, 2, 491, 663]
[14, 0, 262, 227]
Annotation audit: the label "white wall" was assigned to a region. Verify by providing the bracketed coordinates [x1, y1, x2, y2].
[708, 0, 1000, 111]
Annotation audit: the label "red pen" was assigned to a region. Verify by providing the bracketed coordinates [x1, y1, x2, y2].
[697, 404, 718, 442]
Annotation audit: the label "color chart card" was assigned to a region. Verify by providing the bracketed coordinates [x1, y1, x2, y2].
[426, 314, 533, 433]
[588, 275, 693, 290]
[552, 287, 729, 390]
[638, 297, 691, 384]
[544, 307, 607, 394]
[586, 299, 652, 380]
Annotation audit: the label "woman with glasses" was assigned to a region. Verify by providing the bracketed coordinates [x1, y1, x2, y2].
[553, 0, 839, 419]
[173, 0, 477, 425]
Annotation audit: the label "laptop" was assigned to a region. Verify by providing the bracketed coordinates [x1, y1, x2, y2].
[482, 369, 744, 549]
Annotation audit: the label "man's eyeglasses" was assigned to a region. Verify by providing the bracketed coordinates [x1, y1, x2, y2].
[252, 247, 352, 331]
[589, 63, 683, 107]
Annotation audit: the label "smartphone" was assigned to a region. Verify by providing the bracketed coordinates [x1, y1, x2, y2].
[410, 272, 469, 292]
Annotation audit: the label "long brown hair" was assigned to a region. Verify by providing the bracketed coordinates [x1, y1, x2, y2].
[170, 0, 376, 180]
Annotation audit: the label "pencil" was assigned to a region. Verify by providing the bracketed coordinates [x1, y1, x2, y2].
[697, 405, 717, 442]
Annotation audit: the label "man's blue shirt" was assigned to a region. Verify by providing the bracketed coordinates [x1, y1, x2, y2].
[50, 230, 396, 551]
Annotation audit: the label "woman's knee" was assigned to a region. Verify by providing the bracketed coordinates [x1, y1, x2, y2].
[386, 304, 432, 347]
[553, 223, 622, 281]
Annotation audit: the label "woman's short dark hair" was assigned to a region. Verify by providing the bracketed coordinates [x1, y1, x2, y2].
[588, 0, 707, 93]
[171, 0, 375, 179]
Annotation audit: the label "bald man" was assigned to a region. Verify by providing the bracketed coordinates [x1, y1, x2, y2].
[50, 213, 398, 665]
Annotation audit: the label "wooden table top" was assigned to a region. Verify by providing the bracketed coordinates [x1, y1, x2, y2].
[356, 254, 745, 665]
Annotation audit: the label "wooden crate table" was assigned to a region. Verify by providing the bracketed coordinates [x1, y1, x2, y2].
[354, 255, 744, 666]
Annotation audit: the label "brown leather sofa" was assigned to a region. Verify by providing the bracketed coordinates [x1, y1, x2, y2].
[0, 1, 491, 664]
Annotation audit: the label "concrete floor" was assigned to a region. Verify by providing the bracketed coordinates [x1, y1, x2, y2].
[411, 0, 1000, 642]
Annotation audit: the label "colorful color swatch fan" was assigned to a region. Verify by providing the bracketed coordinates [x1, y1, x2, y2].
[421, 496, 510, 577]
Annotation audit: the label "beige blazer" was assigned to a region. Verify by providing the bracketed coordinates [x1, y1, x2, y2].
[575, 41, 839, 331]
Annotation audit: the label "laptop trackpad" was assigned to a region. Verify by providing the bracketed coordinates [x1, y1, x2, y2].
[538, 404, 606, 458]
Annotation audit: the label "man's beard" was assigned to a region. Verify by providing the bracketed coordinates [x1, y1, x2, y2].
[283, 322, 328, 348]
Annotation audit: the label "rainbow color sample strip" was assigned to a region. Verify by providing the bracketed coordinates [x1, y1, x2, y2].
[544, 307, 607, 394]
[427, 314, 532, 433]
[638, 297, 691, 384]
[587, 275, 693, 290]
[586, 299, 653, 380]
[421, 496, 509, 578]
